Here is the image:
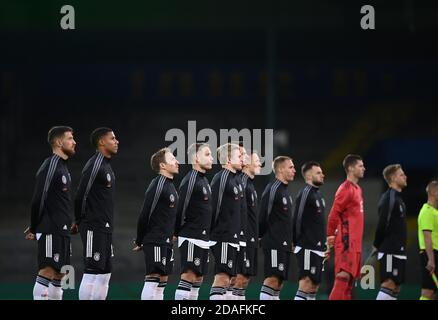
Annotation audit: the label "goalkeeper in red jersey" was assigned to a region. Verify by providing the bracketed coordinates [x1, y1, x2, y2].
[326, 154, 365, 300]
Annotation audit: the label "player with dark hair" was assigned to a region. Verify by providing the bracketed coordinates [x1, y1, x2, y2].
[25, 126, 76, 300]
[326, 154, 365, 300]
[292, 161, 327, 300]
[174, 143, 214, 300]
[73, 127, 119, 300]
[208, 143, 243, 300]
[133, 148, 179, 300]
[259, 156, 296, 300]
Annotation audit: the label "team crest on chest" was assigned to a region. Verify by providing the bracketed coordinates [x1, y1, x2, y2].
[233, 186, 238, 195]
[202, 186, 207, 195]
[399, 204, 403, 212]
[169, 194, 176, 207]
[62, 175, 67, 184]
[316, 200, 320, 207]
[106, 173, 111, 182]
[53, 253, 60, 263]
[282, 197, 287, 205]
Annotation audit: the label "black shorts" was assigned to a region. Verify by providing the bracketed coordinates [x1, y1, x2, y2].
[37, 233, 71, 272]
[295, 248, 325, 284]
[240, 246, 258, 277]
[179, 240, 209, 277]
[420, 251, 438, 291]
[378, 253, 406, 285]
[80, 229, 113, 274]
[143, 244, 174, 276]
[246, 247, 258, 277]
[236, 246, 248, 276]
[210, 242, 238, 277]
[263, 248, 291, 281]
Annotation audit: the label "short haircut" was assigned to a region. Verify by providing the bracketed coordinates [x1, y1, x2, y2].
[273, 156, 292, 173]
[187, 143, 209, 164]
[47, 126, 73, 146]
[301, 161, 321, 178]
[90, 127, 113, 148]
[150, 147, 171, 173]
[382, 164, 402, 184]
[217, 143, 240, 165]
[426, 181, 438, 195]
[342, 154, 363, 172]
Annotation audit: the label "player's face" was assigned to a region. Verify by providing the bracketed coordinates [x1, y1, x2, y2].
[282, 159, 296, 182]
[251, 153, 262, 175]
[352, 160, 365, 179]
[163, 151, 179, 175]
[311, 166, 325, 186]
[392, 169, 407, 189]
[230, 148, 243, 171]
[197, 146, 213, 170]
[101, 131, 119, 156]
[60, 131, 76, 157]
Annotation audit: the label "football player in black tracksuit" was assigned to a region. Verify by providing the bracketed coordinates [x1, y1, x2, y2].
[25, 126, 76, 300]
[73, 128, 119, 300]
[373, 164, 408, 300]
[230, 150, 262, 300]
[208, 143, 243, 300]
[133, 148, 179, 300]
[292, 161, 327, 300]
[259, 156, 296, 300]
[174, 143, 214, 300]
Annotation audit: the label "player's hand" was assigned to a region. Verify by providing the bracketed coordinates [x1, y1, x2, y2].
[132, 245, 143, 252]
[426, 259, 436, 274]
[24, 227, 35, 240]
[70, 223, 79, 235]
[326, 236, 335, 249]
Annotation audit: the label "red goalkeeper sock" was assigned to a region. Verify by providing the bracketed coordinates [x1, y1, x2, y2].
[329, 276, 349, 300]
[344, 279, 355, 300]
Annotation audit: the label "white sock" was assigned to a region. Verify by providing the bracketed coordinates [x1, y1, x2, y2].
[209, 286, 225, 300]
[307, 292, 317, 300]
[93, 273, 111, 300]
[48, 279, 63, 300]
[141, 277, 159, 300]
[294, 290, 307, 300]
[79, 273, 96, 300]
[175, 280, 192, 300]
[189, 281, 202, 300]
[155, 281, 166, 300]
[33, 275, 50, 300]
[225, 287, 234, 300]
[232, 288, 246, 300]
[260, 285, 276, 300]
[376, 287, 397, 300]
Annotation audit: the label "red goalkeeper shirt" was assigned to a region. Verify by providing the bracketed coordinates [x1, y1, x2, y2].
[327, 180, 364, 253]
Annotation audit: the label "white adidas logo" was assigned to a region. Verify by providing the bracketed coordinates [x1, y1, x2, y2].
[202, 230, 206, 235]
[283, 241, 287, 246]
[105, 223, 110, 228]
[63, 225, 67, 230]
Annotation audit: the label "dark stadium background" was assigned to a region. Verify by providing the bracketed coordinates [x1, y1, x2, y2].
[1, 0, 437, 300]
